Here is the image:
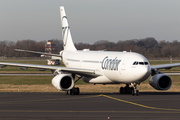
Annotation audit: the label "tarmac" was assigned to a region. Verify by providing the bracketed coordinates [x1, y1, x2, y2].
[0, 92, 180, 120]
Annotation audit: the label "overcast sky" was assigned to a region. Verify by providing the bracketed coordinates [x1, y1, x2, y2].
[0, 0, 180, 44]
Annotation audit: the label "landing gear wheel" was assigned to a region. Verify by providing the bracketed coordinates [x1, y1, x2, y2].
[119, 84, 132, 95]
[123, 87, 126, 94]
[124, 87, 127, 94]
[131, 83, 140, 96]
[132, 89, 135, 96]
[130, 87, 134, 94]
[74, 87, 80, 95]
[136, 90, 139, 96]
[70, 89, 73, 95]
[120, 87, 123, 94]
[70, 87, 80, 95]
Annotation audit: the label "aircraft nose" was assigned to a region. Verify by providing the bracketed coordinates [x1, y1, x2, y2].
[137, 66, 151, 81]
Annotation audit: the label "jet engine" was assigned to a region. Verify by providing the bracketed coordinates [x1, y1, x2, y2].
[149, 73, 172, 90]
[52, 74, 74, 91]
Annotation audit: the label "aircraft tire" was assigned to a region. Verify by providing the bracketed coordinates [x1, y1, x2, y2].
[120, 87, 123, 94]
[130, 87, 133, 94]
[136, 90, 139, 96]
[123, 87, 126, 94]
[70, 87, 80, 95]
[70, 89, 73, 95]
[75, 87, 80, 95]
[132, 89, 135, 96]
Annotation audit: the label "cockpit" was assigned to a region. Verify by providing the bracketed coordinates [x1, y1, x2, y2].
[133, 61, 148, 65]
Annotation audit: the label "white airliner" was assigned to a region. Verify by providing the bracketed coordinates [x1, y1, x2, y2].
[0, 6, 180, 96]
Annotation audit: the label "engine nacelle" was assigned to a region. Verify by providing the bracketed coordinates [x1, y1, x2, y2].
[149, 73, 172, 90]
[52, 74, 74, 91]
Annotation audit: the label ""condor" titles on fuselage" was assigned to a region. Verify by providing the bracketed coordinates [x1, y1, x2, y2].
[101, 56, 121, 71]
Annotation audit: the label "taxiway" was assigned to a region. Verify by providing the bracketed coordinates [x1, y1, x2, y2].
[0, 92, 180, 120]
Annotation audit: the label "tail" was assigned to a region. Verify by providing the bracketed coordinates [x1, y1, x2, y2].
[60, 6, 77, 51]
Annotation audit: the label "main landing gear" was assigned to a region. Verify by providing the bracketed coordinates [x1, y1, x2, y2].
[66, 87, 80, 95]
[66, 87, 79, 95]
[120, 83, 139, 96]
[66, 74, 81, 95]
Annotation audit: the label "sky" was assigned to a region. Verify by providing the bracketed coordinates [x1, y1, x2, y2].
[0, 0, 180, 44]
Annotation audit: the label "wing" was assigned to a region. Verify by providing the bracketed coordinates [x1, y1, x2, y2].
[151, 63, 180, 70]
[15, 49, 62, 57]
[0, 62, 101, 77]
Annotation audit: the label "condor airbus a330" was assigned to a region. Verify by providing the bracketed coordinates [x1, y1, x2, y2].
[0, 6, 179, 96]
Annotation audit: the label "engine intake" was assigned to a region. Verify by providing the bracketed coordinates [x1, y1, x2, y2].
[52, 74, 74, 91]
[149, 73, 172, 90]
[61, 76, 72, 89]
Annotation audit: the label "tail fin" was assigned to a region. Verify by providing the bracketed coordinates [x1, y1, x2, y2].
[60, 6, 77, 51]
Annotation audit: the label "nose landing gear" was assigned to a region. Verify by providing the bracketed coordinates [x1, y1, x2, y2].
[131, 83, 139, 96]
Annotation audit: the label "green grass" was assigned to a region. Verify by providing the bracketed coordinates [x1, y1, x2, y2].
[0, 76, 89, 85]
[0, 67, 51, 72]
[75, 79, 90, 85]
[0, 76, 53, 85]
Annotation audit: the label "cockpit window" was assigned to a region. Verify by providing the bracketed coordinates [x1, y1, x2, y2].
[133, 61, 148, 65]
[133, 61, 138, 65]
[139, 62, 144, 65]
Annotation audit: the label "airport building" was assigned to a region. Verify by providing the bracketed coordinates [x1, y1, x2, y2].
[45, 40, 56, 57]
[45, 40, 60, 65]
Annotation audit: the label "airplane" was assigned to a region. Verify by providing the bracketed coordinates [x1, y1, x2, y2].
[0, 6, 180, 96]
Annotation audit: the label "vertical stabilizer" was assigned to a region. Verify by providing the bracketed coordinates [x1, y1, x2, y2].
[60, 6, 77, 51]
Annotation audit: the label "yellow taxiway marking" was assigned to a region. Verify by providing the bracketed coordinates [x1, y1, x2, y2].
[100, 94, 180, 111]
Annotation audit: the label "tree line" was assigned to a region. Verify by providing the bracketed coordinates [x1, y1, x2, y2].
[0, 37, 180, 59]
[0, 39, 63, 57]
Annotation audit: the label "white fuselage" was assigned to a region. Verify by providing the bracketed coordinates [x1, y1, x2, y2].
[59, 6, 150, 85]
[62, 50, 151, 84]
